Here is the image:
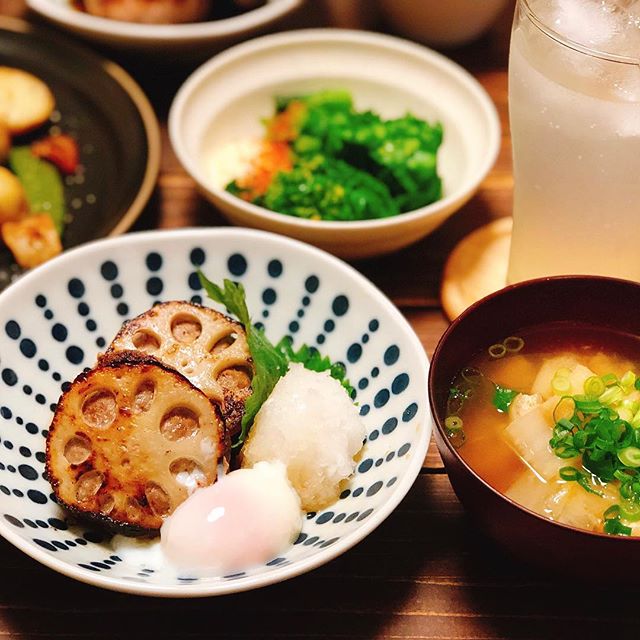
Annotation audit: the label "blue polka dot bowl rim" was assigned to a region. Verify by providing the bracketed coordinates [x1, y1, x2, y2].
[0, 228, 431, 597]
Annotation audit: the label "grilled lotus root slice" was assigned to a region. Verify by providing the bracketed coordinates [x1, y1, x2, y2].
[46, 351, 223, 533]
[106, 301, 253, 436]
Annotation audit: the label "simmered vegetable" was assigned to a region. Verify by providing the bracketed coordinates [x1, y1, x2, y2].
[107, 300, 253, 440]
[46, 351, 223, 534]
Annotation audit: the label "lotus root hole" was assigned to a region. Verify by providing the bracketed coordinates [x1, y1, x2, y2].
[125, 497, 144, 521]
[64, 433, 92, 465]
[170, 458, 206, 492]
[218, 366, 252, 390]
[145, 482, 171, 516]
[210, 332, 238, 354]
[76, 470, 104, 502]
[171, 314, 202, 344]
[82, 390, 117, 429]
[131, 330, 161, 353]
[160, 407, 200, 441]
[98, 493, 115, 515]
[134, 380, 155, 413]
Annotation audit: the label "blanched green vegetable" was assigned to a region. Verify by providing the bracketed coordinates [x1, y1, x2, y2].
[227, 89, 443, 221]
[9, 146, 65, 234]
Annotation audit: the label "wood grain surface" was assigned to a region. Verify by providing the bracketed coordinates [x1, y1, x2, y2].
[1, 1, 633, 638]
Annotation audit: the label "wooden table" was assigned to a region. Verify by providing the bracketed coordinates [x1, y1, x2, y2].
[2, 2, 637, 638]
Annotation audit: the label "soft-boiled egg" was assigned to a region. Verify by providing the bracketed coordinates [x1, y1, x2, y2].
[161, 461, 302, 574]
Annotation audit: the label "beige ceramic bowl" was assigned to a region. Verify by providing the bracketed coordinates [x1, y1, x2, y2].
[169, 29, 500, 259]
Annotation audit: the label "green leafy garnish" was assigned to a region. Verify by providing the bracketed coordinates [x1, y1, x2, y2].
[9, 146, 65, 234]
[275, 336, 354, 397]
[492, 385, 518, 413]
[198, 275, 288, 447]
[198, 273, 354, 447]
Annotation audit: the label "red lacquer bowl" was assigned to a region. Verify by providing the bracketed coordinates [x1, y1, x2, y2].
[428, 276, 640, 578]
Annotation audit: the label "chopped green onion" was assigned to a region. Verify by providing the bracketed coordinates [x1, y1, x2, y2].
[621, 398, 639, 413]
[503, 336, 524, 353]
[584, 376, 605, 398]
[551, 374, 571, 395]
[445, 416, 463, 431]
[446, 394, 464, 416]
[618, 446, 640, 468]
[461, 367, 483, 385]
[573, 395, 605, 413]
[620, 500, 640, 522]
[604, 517, 632, 536]
[488, 343, 506, 359]
[559, 467, 581, 481]
[448, 429, 466, 449]
[601, 373, 618, 387]
[618, 408, 634, 423]
[614, 469, 636, 482]
[600, 385, 623, 406]
[604, 504, 621, 519]
[553, 396, 576, 422]
[621, 370, 636, 389]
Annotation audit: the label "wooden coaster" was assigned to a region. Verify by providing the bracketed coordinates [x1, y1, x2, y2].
[441, 217, 512, 321]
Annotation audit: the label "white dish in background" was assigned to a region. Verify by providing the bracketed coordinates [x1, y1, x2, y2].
[0, 228, 431, 596]
[169, 29, 500, 259]
[25, 0, 303, 54]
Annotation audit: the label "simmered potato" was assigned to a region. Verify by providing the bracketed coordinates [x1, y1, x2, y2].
[1, 214, 62, 268]
[46, 351, 224, 533]
[83, 0, 210, 23]
[0, 67, 55, 135]
[0, 166, 27, 224]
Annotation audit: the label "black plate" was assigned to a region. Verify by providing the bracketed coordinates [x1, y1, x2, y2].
[0, 17, 160, 289]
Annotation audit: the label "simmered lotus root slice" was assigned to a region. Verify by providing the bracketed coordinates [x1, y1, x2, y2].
[106, 301, 253, 437]
[0, 67, 55, 135]
[46, 351, 223, 533]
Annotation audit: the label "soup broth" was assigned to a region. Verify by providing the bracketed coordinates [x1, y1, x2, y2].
[448, 322, 640, 536]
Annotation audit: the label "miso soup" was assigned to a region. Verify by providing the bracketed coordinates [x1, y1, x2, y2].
[446, 322, 640, 536]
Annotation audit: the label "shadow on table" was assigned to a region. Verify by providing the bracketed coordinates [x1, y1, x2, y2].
[455, 506, 640, 639]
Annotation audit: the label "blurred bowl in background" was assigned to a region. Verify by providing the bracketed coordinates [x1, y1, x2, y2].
[378, 0, 512, 48]
[26, 0, 304, 55]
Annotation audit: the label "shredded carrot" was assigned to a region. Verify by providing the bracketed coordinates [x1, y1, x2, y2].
[267, 101, 306, 142]
[236, 140, 292, 199]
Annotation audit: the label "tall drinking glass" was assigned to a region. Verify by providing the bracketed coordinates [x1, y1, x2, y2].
[508, 0, 640, 283]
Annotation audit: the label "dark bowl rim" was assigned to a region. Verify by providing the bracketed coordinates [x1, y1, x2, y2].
[429, 274, 640, 543]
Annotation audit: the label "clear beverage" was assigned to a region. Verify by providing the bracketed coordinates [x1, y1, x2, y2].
[508, 0, 640, 283]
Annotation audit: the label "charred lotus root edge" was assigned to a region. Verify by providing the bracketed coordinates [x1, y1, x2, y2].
[105, 300, 254, 438]
[46, 350, 224, 535]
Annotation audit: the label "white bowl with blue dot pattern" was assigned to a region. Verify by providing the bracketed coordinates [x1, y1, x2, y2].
[0, 228, 431, 596]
